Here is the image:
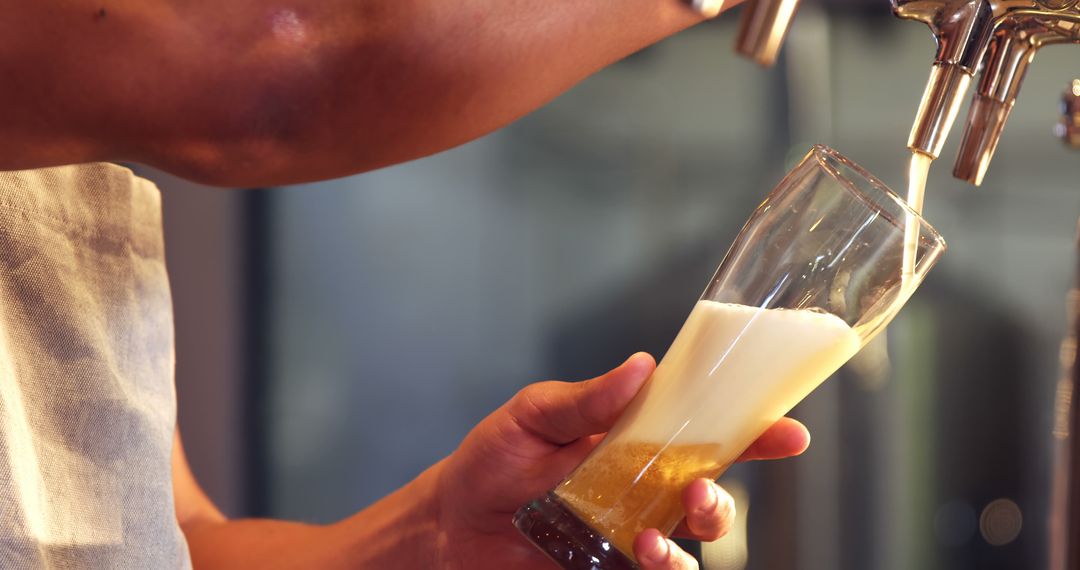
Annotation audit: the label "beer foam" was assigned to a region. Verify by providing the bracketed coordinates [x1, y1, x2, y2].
[601, 300, 861, 450]
[556, 301, 862, 559]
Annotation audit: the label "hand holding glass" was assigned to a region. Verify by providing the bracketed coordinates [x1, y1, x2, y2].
[513, 145, 946, 569]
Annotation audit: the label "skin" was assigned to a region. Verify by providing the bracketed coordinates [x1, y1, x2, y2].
[0, 0, 744, 186]
[174, 354, 811, 569]
[3, 0, 806, 568]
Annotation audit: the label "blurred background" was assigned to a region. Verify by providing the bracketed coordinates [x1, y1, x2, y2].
[147, 5, 1080, 569]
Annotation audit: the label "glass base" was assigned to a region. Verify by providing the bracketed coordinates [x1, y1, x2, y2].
[513, 492, 638, 570]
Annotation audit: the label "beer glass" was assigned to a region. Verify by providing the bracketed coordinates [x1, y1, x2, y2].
[513, 145, 946, 569]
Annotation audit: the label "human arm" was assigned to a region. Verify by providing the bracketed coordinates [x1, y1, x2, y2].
[172, 430, 445, 568]
[173, 353, 811, 569]
[2, 0, 736, 187]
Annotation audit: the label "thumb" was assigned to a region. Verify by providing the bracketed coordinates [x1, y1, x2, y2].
[504, 352, 655, 445]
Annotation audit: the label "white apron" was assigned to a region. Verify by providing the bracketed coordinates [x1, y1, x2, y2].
[0, 164, 190, 568]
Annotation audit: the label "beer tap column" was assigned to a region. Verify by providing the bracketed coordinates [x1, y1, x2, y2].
[892, 0, 994, 158]
[909, 64, 974, 158]
[953, 11, 1079, 185]
[953, 27, 1042, 184]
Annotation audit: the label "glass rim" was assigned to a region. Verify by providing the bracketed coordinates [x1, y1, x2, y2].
[809, 144, 947, 251]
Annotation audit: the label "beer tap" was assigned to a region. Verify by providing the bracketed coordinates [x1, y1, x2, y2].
[734, 0, 802, 66]
[894, 0, 1080, 184]
[686, 0, 803, 67]
[687, 0, 1080, 181]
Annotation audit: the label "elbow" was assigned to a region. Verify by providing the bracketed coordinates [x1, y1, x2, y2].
[151, 136, 302, 189]
[130, 8, 448, 187]
[143, 78, 394, 188]
[135, 38, 354, 187]
[143, 90, 327, 188]
[147, 94, 390, 188]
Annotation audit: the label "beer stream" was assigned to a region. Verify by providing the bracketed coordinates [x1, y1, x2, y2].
[903, 151, 933, 292]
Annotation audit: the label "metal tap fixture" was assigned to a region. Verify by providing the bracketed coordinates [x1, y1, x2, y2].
[734, 0, 802, 66]
[894, 0, 1080, 184]
[686, 0, 802, 67]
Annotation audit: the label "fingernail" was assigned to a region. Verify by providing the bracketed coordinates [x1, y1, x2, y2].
[697, 482, 720, 515]
[643, 535, 670, 564]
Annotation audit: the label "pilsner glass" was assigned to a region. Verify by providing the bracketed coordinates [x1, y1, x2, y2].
[513, 145, 946, 569]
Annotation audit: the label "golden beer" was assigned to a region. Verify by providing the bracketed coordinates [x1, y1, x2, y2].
[556, 442, 727, 557]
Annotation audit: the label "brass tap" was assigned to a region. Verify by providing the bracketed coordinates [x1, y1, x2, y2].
[895, 0, 1080, 184]
[735, 0, 803, 66]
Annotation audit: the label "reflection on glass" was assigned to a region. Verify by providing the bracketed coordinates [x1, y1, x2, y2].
[514, 146, 946, 568]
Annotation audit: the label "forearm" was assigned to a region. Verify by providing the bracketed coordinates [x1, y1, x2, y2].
[182, 461, 446, 569]
[1, 0, 714, 186]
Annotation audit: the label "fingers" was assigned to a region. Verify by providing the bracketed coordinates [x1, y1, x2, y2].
[634, 529, 699, 570]
[672, 479, 735, 541]
[737, 416, 811, 462]
[504, 353, 655, 445]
